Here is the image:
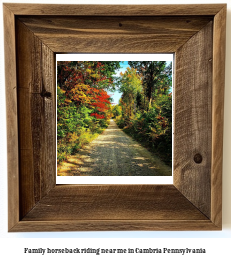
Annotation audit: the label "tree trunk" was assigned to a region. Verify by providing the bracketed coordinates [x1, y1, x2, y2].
[147, 63, 154, 110]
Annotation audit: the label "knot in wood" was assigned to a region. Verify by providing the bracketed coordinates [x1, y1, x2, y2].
[194, 153, 203, 164]
[40, 90, 52, 99]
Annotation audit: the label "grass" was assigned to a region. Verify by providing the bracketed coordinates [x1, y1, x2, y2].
[57, 121, 110, 165]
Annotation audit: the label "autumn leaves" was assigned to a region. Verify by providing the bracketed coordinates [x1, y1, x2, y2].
[57, 61, 119, 163]
[57, 61, 172, 166]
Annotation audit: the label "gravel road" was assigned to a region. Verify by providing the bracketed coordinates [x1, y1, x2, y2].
[58, 119, 172, 176]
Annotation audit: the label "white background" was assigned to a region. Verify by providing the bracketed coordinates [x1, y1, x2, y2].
[0, 0, 231, 260]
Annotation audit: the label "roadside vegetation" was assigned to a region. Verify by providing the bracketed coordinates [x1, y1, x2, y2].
[57, 61, 120, 164]
[57, 61, 172, 166]
[113, 61, 172, 166]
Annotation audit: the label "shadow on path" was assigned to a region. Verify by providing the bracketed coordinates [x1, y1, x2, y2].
[58, 119, 172, 176]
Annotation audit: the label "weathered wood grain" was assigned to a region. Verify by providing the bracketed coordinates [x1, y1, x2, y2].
[22, 185, 206, 221]
[18, 16, 213, 53]
[16, 184, 216, 232]
[11, 220, 219, 232]
[40, 44, 56, 197]
[4, 3, 226, 231]
[41, 97, 56, 197]
[3, 4, 20, 231]
[211, 5, 226, 228]
[16, 20, 37, 217]
[9, 185, 217, 231]
[19, 16, 213, 34]
[3, 3, 225, 16]
[174, 22, 213, 219]
[31, 94, 42, 203]
[16, 19, 56, 218]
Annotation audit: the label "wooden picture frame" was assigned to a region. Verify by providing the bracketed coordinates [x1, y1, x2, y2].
[4, 3, 226, 232]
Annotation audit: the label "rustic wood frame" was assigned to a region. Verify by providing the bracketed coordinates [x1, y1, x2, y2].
[4, 4, 226, 232]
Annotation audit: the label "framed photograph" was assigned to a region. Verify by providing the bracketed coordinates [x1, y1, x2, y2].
[4, 3, 226, 231]
[56, 53, 173, 185]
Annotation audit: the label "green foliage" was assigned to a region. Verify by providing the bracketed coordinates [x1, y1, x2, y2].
[57, 105, 110, 164]
[116, 95, 172, 165]
[111, 104, 122, 118]
[117, 62, 172, 166]
[128, 61, 172, 107]
[99, 61, 121, 91]
[57, 59, 172, 166]
[118, 67, 142, 117]
[56, 60, 120, 164]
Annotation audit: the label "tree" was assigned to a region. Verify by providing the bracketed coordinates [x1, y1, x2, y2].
[128, 61, 172, 109]
[115, 61, 172, 165]
[57, 61, 120, 163]
[119, 67, 142, 117]
[112, 104, 122, 118]
[57, 61, 114, 119]
[98, 61, 121, 91]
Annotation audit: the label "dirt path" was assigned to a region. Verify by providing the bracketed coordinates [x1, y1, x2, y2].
[57, 119, 172, 176]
